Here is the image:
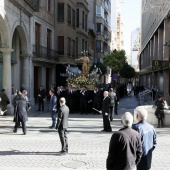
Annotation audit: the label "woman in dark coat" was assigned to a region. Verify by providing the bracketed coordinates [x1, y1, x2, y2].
[154, 96, 165, 128]
[13, 93, 28, 135]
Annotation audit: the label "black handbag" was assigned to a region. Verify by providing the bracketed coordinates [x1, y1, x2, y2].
[6, 100, 10, 105]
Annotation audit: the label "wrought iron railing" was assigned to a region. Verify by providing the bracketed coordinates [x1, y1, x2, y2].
[33, 45, 58, 61]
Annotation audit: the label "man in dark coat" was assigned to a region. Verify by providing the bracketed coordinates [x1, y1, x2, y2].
[79, 86, 89, 114]
[101, 91, 112, 132]
[64, 86, 74, 113]
[49, 89, 57, 129]
[37, 85, 46, 111]
[56, 86, 65, 111]
[55, 97, 69, 155]
[107, 112, 142, 170]
[133, 107, 157, 170]
[93, 86, 102, 115]
[13, 92, 28, 135]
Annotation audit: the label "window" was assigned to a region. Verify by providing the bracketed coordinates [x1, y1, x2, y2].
[82, 11, 84, 30]
[82, 39, 84, 51]
[67, 37, 71, 56]
[35, 22, 41, 54]
[85, 14, 87, 32]
[85, 41, 87, 51]
[67, 5, 71, 24]
[72, 40, 75, 57]
[58, 36, 64, 55]
[96, 6, 104, 17]
[76, 9, 79, 27]
[72, 9, 76, 27]
[96, 40, 102, 52]
[58, 3, 64, 22]
[47, 29, 51, 56]
[96, 23, 102, 34]
[47, 0, 51, 12]
[76, 37, 78, 57]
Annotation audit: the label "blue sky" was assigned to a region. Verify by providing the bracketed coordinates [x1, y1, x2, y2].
[119, 0, 141, 55]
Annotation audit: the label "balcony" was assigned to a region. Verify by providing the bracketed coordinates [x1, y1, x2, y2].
[33, 45, 58, 62]
[9, 0, 39, 16]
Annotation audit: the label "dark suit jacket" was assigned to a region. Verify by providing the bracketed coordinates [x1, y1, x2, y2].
[49, 95, 57, 112]
[14, 96, 28, 123]
[107, 127, 142, 170]
[102, 96, 110, 115]
[38, 89, 46, 100]
[56, 104, 69, 130]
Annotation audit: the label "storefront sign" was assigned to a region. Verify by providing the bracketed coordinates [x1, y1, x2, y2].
[152, 60, 169, 70]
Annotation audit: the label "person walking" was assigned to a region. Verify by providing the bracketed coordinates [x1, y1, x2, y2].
[49, 88, 57, 129]
[133, 107, 157, 170]
[106, 112, 142, 170]
[101, 91, 112, 132]
[13, 92, 28, 135]
[108, 88, 116, 121]
[55, 97, 69, 155]
[37, 85, 46, 111]
[0, 89, 10, 116]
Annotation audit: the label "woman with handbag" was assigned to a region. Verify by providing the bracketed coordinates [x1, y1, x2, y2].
[154, 96, 165, 128]
[0, 89, 9, 116]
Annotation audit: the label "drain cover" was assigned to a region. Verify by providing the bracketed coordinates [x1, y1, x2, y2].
[62, 160, 86, 169]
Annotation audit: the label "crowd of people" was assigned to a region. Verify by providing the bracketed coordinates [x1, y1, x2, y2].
[37, 84, 120, 116]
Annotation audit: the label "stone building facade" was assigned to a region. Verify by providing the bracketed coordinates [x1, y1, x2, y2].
[140, 0, 170, 102]
[0, 0, 56, 109]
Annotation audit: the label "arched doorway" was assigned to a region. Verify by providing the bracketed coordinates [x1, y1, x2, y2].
[11, 25, 29, 93]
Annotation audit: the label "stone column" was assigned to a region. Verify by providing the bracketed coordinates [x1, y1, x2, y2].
[0, 48, 14, 96]
[0, 48, 14, 114]
[20, 54, 30, 95]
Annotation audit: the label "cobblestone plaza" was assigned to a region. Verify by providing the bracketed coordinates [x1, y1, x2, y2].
[0, 96, 170, 170]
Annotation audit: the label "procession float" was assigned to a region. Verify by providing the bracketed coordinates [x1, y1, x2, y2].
[66, 51, 102, 90]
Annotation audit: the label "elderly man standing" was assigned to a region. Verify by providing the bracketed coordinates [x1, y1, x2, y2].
[106, 112, 142, 170]
[101, 91, 112, 132]
[133, 107, 157, 170]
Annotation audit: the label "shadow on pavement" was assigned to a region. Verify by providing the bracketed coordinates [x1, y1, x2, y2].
[0, 150, 86, 156]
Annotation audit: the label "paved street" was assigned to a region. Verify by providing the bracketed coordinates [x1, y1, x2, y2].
[0, 96, 170, 170]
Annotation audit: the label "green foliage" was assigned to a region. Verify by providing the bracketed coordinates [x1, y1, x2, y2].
[119, 63, 136, 79]
[90, 62, 107, 75]
[103, 50, 127, 71]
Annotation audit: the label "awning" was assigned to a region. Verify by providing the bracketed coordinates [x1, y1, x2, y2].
[67, 66, 82, 75]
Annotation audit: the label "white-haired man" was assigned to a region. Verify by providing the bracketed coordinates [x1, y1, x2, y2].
[55, 97, 69, 155]
[133, 107, 157, 170]
[107, 112, 142, 170]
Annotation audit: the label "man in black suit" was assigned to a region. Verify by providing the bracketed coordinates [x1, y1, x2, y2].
[101, 91, 112, 132]
[93, 86, 102, 115]
[56, 97, 69, 155]
[64, 86, 74, 113]
[37, 85, 46, 111]
[79, 86, 89, 114]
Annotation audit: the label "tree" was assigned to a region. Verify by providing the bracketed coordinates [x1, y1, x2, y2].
[119, 63, 136, 79]
[103, 50, 127, 72]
